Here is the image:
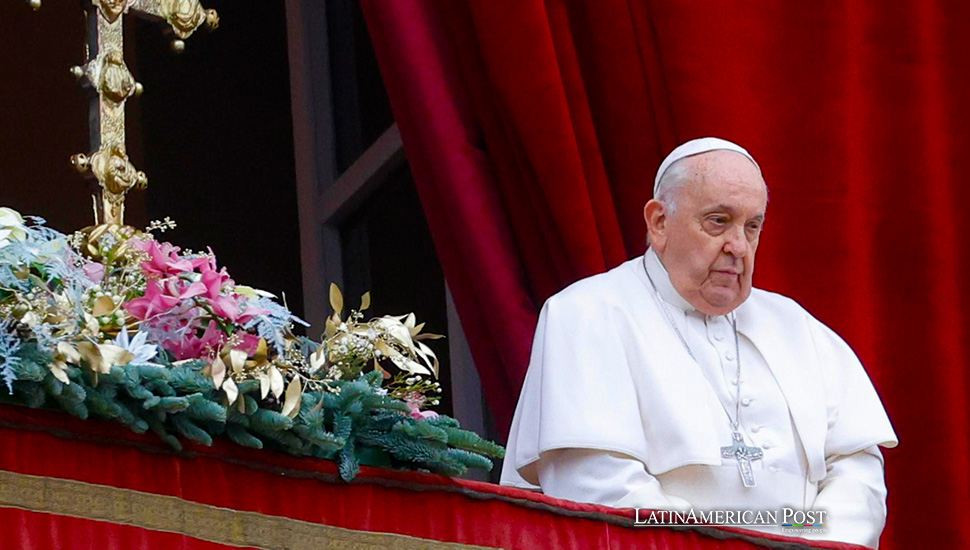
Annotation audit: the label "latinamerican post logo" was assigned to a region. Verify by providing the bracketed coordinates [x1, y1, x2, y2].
[634, 508, 827, 534]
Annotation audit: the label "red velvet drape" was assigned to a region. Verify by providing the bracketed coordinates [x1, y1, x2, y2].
[0, 405, 854, 550]
[361, 1, 969, 548]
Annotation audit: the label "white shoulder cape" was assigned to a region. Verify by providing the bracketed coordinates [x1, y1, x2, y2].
[501, 256, 898, 488]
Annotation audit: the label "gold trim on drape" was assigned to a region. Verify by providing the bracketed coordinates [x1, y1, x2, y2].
[0, 470, 503, 550]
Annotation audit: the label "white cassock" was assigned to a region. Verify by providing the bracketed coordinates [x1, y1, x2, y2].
[501, 248, 898, 548]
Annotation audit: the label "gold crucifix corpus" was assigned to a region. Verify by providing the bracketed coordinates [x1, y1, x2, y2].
[29, 0, 218, 229]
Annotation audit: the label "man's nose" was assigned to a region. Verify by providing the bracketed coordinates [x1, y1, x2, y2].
[723, 225, 748, 257]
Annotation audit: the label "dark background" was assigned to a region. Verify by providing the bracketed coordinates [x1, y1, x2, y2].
[0, 0, 304, 318]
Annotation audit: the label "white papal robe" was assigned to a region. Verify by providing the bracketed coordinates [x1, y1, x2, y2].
[501, 248, 898, 548]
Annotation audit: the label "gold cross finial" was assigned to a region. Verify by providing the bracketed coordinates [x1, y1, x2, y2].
[29, 0, 218, 227]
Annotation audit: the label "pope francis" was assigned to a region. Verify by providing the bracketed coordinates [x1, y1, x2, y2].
[500, 138, 898, 548]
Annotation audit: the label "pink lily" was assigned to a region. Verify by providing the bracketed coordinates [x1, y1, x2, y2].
[405, 396, 439, 420]
[163, 278, 206, 301]
[410, 409, 440, 420]
[136, 240, 193, 276]
[200, 262, 236, 298]
[125, 280, 180, 320]
[236, 332, 261, 355]
[209, 295, 242, 322]
[197, 261, 248, 322]
[166, 320, 224, 360]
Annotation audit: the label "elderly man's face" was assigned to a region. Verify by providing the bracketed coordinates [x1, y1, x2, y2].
[645, 151, 767, 316]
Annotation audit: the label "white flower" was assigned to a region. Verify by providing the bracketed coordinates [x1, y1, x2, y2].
[0, 207, 27, 249]
[114, 327, 163, 368]
[20, 311, 40, 327]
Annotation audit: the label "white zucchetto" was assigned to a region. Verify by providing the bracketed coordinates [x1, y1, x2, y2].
[654, 137, 761, 196]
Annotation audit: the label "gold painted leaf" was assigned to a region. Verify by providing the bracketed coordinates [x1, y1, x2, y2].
[99, 343, 134, 369]
[402, 359, 432, 376]
[409, 322, 425, 338]
[228, 348, 247, 374]
[56, 342, 81, 364]
[415, 340, 435, 360]
[210, 355, 227, 389]
[325, 317, 337, 338]
[258, 372, 270, 399]
[45, 314, 68, 325]
[310, 396, 325, 414]
[92, 296, 116, 317]
[269, 365, 285, 398]
[309, 347, 327, 372]
[50, 362, 70, 384]
[254, 339, 268, 364]
[235, 285, 276, 299]
[374, 339, 397, 360]
[374, 358, 391, 380]
[414, 333, 445, 341]
[360, 291, 371, 312]
[329, 283, 343, 314]
[383, 322, 415, 352]
[83, 314, 100, 337]
[76, 341, 106, 374]
[223, 377, 239, 406]
[415, 341, 439, 378]
[281, 377, 302, 418]
[234, 285, 257, 299]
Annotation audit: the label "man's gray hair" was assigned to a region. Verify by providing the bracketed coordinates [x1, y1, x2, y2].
[645, 157, 690, 246]
[654, 157, 691, 214]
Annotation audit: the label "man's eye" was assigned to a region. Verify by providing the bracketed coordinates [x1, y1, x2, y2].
[710, 217, 728, 225]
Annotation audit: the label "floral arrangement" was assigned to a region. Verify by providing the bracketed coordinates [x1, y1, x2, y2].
[0, 208, 503, 480]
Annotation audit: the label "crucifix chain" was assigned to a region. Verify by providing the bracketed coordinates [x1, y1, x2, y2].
[642, 253, 764, 487]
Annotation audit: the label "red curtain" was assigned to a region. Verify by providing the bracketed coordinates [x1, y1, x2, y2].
[361, 1, 969, 548]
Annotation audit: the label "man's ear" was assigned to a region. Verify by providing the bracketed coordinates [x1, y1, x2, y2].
[644, 199, 668, 252]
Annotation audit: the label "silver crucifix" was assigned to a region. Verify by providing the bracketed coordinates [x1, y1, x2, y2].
[721, 431, 763, 488]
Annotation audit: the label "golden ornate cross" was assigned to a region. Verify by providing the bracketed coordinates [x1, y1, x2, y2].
[28, 0, 218, 227]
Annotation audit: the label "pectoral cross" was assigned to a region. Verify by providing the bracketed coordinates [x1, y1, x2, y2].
[721, 431, 763, 488]
[28, 0, 218, 227]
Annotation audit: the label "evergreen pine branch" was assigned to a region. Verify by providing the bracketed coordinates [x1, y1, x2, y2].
[0, 355, 504, 479]
[442, 448, 494, 472]
[226, 423, 263, 449]
[145, 411, 182, 451]
[13, 380, 46, 408]
[171, 414, 213, 446]
[397, 419, 449, 444]
[338, 438, 360, 481]
[440, 426, 506, 458]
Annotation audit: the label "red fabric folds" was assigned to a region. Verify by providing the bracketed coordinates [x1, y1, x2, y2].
[0, 508, 245, 550]
[361, 1, 970, 548]
[0, 405, 859, 550]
